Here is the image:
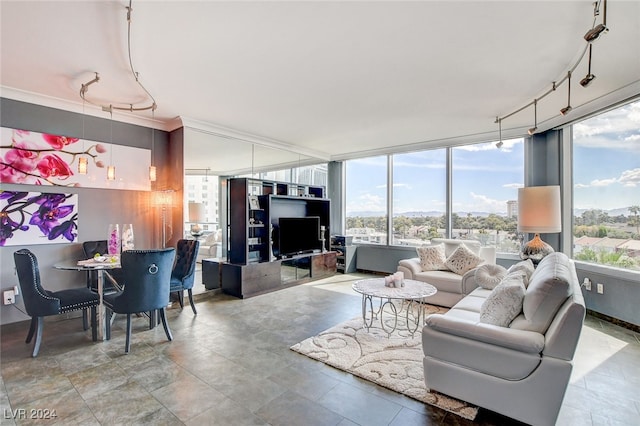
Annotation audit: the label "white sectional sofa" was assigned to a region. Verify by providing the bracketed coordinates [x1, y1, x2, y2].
[422, 252, 586, 426]
[397, 238, 496, 307]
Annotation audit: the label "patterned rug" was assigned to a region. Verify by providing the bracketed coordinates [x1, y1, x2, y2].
[290, 304, 478, 420]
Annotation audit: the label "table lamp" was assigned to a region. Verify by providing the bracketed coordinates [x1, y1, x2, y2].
[188, 202, 206, 237]
[517, 185, 561, 265]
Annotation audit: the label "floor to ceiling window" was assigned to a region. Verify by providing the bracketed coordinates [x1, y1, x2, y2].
[345, 156, 388, 244]
[392, 150, 447, 245]
[345, 139, 524, 252]
[573, 99, 640, 271]
[452, 139, 524, 254]
[184, 174, 220, 238]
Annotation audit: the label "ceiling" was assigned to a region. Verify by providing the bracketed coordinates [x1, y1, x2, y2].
[2, 1, 639, 175]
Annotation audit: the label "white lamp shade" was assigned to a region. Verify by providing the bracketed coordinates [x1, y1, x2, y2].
[188, 202, 206, 223]
[517, 185, 561, 233]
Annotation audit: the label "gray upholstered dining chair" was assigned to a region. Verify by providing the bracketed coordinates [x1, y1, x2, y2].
[13, 249, 100, 357]
[103, 248, 176, 353]
[169, 239, 200, 315]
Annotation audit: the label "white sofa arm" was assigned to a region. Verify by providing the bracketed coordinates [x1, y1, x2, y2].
[460, 267, 480, 294]
[398, 258, 421, 279]
[425, 313, 545, 354]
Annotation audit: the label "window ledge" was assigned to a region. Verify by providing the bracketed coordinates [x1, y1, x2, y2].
[573, 260, 640, 281]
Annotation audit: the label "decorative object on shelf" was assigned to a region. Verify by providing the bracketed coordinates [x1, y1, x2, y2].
[188, 202, 206, 237]
[248, 196, 260, 210]
[108, 224, 120, 255]
[121, 223, 134, 251]
[517, 185, 561, 265]
[0, 191, 78, 246]
[320, 225, 326, 253]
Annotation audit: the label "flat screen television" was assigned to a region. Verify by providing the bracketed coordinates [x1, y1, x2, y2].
[278, 216, 321, 257]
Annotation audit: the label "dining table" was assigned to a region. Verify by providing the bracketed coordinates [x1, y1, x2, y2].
[53, 257, 121, 341]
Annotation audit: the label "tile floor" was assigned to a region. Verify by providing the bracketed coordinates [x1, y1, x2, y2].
[1, 272, 639, 425]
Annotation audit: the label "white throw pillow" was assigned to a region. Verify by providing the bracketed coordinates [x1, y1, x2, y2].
[416, 245, 447, 271]
[479, 272, 526, 327]
[475, 264, 508, 290]
[444, 245, 483, 275]
[507, 259, 535, 284]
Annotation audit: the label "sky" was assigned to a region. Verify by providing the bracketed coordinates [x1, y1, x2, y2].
[346, 99, 640, 216]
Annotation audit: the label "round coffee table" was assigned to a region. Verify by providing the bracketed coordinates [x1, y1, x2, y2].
[352, 278, 437, 337]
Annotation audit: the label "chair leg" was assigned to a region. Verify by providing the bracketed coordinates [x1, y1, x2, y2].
[159, 308, 173, 342]
[105, 308, 112, 341]
[125, 313, 132, 354]
[178, 290, 184, 309]
[31, 317, 44, 357]
[82, 308, 89, 331]
[25, 317, 37, 343]
[149, 310, 157, 329]
[91, 306, 98, 342]
[188, 289, 197, 315]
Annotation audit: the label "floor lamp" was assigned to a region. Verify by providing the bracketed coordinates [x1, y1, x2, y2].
[517, 185, 561, 265]
[154, 190, 174, 248]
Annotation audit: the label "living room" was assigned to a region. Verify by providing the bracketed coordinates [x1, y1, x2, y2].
[1, 1, 639, 425]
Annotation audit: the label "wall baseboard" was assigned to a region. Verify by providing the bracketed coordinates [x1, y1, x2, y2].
[587, 309, 639, 333]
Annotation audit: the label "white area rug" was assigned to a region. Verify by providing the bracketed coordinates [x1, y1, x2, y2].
[290, 304, 479, 420]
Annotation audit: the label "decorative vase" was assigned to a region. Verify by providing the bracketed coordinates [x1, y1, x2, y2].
[108, 224, 120, 255]
[121, 223, 134, 251]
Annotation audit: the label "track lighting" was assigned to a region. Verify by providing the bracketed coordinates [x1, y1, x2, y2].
[584, 0, 608, 42]
[560, 71, 572, 116]
[528, 99, 538, 135]
[580, 44, 596, 87]
[495, 117, 503, 148]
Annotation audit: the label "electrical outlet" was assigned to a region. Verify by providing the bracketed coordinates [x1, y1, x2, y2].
[3, 290, 15, 305]
[597, 283, 604, 294]
[583, 278, 591, 291]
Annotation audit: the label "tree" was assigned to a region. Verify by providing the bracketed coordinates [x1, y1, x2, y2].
[629, 205, 640, 236]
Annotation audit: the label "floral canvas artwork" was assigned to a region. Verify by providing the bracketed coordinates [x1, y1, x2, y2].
[0, 191, 79, 246]
[0, 127, 151, 190]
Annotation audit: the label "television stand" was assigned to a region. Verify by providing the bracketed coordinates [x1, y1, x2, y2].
[213, 251, 337, 298]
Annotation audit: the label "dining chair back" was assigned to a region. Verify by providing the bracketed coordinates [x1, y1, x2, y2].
[170, 239, 200, 314]
[103, 248, 176, 353]
[13, 249, 99, 357]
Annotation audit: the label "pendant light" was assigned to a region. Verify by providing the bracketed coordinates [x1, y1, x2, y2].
[495, 117, 503, 149]
[107, 108, 116, 181]
[584, 0, 608, 42]
[149, 107, 157, 182]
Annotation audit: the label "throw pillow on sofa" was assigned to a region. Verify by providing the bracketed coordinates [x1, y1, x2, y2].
[479, 271, 527, 327]
[444, 244, 483, 275]
[475, 263, 508, 290]
[417, 244, 447, 271]
[507, 259, 535, 284]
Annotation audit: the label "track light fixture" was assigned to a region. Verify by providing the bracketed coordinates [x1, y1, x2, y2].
[580, 44, 596, 87]
[560, 71, 572, 116]
[79, 0, 157, 114]
[495, 117, 503, 148]
[584, 0, 608, 42]
[495, 1, 611, 135]
[528, 99, 538, 135]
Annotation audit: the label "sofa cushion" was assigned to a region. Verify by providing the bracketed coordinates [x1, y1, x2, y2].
[479, 272, 526, 327]
[507, 259, 535, 285]
[445, 245, 483, 275]
[510, 252, 574, 333]
[475, 264, 508, 290]
[416, 244, 447, 271]
[432, 238, 481, 257]
[414, 270, 467, 294]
